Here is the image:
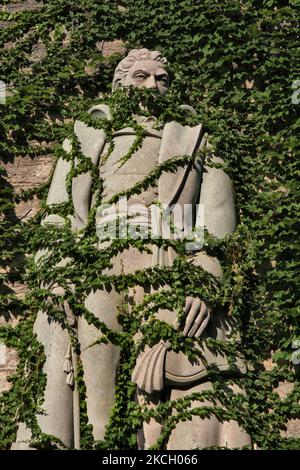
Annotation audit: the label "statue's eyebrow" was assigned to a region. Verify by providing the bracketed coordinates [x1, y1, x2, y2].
[156, 73, 169, 80]
[132, 69, 150, 76]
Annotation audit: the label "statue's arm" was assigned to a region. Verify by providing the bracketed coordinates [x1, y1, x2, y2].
[34, 138, 74, 303]
[35, 104, 109, 297]
[71, 104, 109, 231]
[40, 104, 109, 233]
[193, 153, 237, 277]
[180, 155, 237, 338]
[40, 137, 72, 227]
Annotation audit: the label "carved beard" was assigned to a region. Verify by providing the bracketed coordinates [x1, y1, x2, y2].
[138, 89, 164, 117]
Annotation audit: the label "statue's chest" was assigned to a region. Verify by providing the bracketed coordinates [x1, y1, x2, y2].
[100, 133, 161, 202]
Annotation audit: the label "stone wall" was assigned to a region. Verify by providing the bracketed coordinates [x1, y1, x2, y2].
[1, 0, 299, 447]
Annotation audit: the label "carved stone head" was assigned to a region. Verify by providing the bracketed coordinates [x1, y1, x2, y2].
[112, 48, 169, 95]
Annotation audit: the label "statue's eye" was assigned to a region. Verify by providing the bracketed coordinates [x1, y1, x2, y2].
[157, 75, 169, 85]
[135, 74, 146, 81]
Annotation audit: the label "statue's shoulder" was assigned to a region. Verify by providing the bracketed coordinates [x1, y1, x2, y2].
[179, 104, 197, 116]
[87, 103, 112, 121]
[74, 103, 112, 137]
[62, 103, 111, 168]
[73, 103, 111, 151]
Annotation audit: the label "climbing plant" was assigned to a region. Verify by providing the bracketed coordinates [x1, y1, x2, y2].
[0, 0, 299, 450]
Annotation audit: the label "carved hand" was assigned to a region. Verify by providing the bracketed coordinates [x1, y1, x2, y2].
[180, 296, 211, 338]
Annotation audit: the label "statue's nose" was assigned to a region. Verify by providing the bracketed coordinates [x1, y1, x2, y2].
[144, 75, 157, 89]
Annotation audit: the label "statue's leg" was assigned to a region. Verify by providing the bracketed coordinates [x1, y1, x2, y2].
[11, 422, 35, 450]
[136, 388, 163, 449]
[35, 309, 74, 448]
[77, 287, 123, 442]
[167, 381, 251, 449]
[218, 382, 252, 449]
[77, 246, 154, 443]
[167, 381, 222, 449]
[13, 309, 74, 449]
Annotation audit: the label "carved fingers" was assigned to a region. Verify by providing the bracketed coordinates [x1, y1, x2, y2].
[182, 296, 211, 338]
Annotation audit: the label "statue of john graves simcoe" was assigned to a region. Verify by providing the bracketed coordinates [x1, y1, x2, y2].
[13, 48, 252, 450]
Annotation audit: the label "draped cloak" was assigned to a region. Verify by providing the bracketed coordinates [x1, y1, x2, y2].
[45, 103, 246, 395]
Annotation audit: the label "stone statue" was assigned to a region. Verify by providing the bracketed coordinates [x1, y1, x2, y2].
[13, 48, 251, 450]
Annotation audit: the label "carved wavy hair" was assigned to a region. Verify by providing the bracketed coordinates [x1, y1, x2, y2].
[112, 48, 168, 92]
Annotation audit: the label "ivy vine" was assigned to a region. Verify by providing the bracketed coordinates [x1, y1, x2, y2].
[0, 0, 299, 450]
